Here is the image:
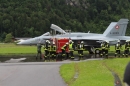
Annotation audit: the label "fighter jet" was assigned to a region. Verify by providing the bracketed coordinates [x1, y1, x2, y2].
[17, 19, 129, 53]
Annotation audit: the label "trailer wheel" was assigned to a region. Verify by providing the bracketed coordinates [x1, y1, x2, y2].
[95, 49, 100, 54]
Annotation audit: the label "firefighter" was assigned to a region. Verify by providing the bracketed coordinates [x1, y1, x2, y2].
[61, 42, 69, 60]
[36, 41, 42, 60]
[69, 40, 75, 59]
[77, 41, 84, 60]
[123, 40, 130, 57]
[50, 42, 56, 61]
[115, 40, 122, 57]
[105, 41, 110, 58]
[44, 40, 50, 61]
[100, 41, 106, 57]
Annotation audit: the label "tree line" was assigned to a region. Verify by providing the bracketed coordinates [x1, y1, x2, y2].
[0, 0, 130, 42]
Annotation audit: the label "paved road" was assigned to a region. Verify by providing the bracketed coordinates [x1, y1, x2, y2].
[0, 58, 103, 86]
[0, 62, 69, 86]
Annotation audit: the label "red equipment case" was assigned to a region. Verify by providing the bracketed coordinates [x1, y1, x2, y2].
[55, 38, 69, 54]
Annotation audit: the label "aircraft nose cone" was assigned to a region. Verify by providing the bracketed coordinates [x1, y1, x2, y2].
[17, 42, 22, 45]
[16, 40, 30, 45]
[17, 41, 25, 45]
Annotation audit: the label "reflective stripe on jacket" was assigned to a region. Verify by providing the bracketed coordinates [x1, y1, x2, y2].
[50, 45, 56, 51]
[62, 45, 67, 50]
[105, 44, 109, 50]
[115, 44, 121, 50]
[77, 44, 84, 50]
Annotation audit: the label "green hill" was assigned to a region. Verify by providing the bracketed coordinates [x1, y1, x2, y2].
[0, 0, 130, 41]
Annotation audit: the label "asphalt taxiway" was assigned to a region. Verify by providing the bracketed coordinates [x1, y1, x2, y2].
[0, 58, 103, 86]
[0, 62, 68, 86]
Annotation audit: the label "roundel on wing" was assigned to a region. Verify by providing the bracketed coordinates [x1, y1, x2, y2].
[115, 25, 119, 29]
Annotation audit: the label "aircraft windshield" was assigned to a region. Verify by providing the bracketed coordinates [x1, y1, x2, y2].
[50, 29, 64, 36]
[50, 24, 66, 34]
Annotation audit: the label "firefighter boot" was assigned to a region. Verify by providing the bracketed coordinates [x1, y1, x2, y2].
[100, 54, 103, 58]
[126, 54, 128, 57]
[115, 53, 117, 57]
[105, 54, 108, 58]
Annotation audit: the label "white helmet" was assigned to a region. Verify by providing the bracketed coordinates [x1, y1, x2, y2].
[69, 40, 72, 43]
[66, 42, 68, 45]
[48, 40, 50, 43]
[106, 40, 109, 43]
[81, 41, 84, 43]
[46, 40, 48, 42]
[126, 40, 130, 42]
[118, 40, 120, 42]
[53, 42, 55, 44]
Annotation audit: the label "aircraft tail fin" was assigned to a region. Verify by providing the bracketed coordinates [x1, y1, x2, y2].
[103, 19, 129, 36]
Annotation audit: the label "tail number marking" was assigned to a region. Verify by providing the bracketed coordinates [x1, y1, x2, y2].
[110, 32, 119, 34]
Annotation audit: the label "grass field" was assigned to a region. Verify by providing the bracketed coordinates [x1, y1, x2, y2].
[60, 58, 130, 86]
[0, 43, 39, 54]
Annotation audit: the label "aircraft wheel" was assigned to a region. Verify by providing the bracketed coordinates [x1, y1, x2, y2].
[95, 54, 100, 58]
[95, 49, 100, 54]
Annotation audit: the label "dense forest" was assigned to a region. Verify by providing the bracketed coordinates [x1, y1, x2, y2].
[0, 0, 130, 42]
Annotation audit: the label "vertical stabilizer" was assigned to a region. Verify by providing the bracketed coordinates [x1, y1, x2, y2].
[103, 19, 129, 36]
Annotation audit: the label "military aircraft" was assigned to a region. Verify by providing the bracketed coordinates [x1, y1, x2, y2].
[17, 18, 129, 53]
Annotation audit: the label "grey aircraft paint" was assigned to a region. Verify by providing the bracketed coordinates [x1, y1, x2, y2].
[17, 19, 129, 47]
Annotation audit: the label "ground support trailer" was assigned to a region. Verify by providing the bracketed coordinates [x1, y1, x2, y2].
[55, 38, 69, 61]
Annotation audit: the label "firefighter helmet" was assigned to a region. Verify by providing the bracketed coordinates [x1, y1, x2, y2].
[118, 40, 120, 43]
[46, 40, 49, 43]
[53, 42, 55, 45]
[126, 40, 130, 42]
[106, 40, 109, 43]
[66, 42, 69, 45]
[69, 40, 72, 43]
[81, 41, 84, 43]
[48, 41, 50, 44]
